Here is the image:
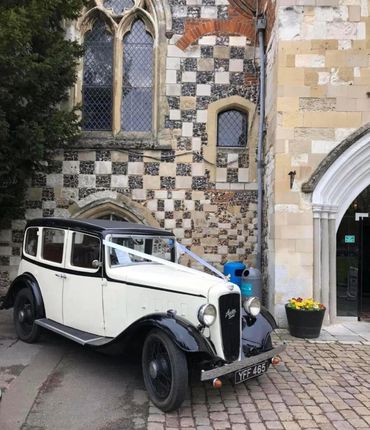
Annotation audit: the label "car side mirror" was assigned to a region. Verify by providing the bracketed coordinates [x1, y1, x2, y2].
[91, 260, 102, 269]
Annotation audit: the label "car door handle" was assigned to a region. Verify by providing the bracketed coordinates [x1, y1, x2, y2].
[55, 273, 67, 279]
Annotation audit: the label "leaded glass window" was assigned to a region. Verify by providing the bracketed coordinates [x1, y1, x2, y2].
[103, 0, 134, 15]
[82, 21, 113, 131]
[121, 20, 153, 132]
[217, 109, 248, 147]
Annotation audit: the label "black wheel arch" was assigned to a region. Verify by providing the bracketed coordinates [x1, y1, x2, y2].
[2, 273, 45, 318]
[102, 313, 217, 360]
[242, 306, 277, 352]
[260, 306, 278, 330]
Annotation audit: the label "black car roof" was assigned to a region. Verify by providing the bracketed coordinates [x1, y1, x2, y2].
[26, 218, 174, 237]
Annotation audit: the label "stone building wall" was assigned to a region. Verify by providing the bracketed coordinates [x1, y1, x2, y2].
[0, 0, 261, 295]
[268, 0, 370, 324]
[264, 13, 279, 312]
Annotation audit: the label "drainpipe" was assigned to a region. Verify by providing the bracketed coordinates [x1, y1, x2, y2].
[256, 16, 267, 273]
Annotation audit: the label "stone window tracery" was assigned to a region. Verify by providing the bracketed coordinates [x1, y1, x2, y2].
[80, 0, 156, 134]
[103, 0, 134, 15]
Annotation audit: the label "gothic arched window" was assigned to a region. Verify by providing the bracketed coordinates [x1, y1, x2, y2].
[217, 109, 248, 147]
[121, 20, 153, 132]
[82, 20, 113, 131]
[80, 2, 157, 134]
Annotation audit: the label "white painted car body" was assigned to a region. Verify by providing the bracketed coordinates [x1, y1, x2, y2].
[16, 220, 240, 360]
[2, 218, 285, 413]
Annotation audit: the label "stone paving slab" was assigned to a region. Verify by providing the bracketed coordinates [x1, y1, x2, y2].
[274, 324, 370, 345]
[2, 305, 370, 430]
[148, 341, 370, 430]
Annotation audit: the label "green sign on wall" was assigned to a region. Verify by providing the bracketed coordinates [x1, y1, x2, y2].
[345, 235, 355, 244]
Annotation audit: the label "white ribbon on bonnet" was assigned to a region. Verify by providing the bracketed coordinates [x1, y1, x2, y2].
[103, 239, 227, 281]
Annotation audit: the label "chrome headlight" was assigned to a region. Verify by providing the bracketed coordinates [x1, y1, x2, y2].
[243, 297, 261, 316]
[198, 304, 217, 326]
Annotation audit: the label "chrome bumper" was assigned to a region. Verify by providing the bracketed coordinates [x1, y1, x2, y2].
[200, 343, 286, 381]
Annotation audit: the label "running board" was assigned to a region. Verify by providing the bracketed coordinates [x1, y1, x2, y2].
[35, 318, 113, 347]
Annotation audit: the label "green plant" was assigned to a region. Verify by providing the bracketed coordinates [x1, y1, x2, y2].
[0, 0, 86, 225]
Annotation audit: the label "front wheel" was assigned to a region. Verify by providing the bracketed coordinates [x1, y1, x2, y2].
[13, 288, 41, 343]
[142, 329, 188, 412]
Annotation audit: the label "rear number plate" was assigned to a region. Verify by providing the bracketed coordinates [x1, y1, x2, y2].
[234, 360, 269, 384]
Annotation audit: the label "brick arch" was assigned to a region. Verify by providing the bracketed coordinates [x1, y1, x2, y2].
[175, 1, 275, 51]
[176, 12, 255, 51]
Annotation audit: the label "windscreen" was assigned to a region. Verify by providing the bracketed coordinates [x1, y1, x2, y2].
[108, 236, 176, 267]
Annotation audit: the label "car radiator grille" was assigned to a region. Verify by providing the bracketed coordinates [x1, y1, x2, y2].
[219, 293, 241, 362]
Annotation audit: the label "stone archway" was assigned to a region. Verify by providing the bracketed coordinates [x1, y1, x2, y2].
[68, 190, 159, 227]
[302, 123, 370, 323]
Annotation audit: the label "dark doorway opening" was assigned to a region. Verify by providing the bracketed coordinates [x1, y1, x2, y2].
[336, 215, 359, 317]
[360, 219, 370, 320]
[336, 185, 370, 320]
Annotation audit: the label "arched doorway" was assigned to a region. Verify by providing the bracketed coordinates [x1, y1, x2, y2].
[67, 191, 160, 227]
[337, 186, 370, 319]
[303, 124, 370, 323]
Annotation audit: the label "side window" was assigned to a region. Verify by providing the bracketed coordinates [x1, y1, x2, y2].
[24, 228, 38, 257]
[42, 229, 65, 264]
[217, 109, 248, 147]
[71, 232, 100, 269]
[152, 238, 176, 262]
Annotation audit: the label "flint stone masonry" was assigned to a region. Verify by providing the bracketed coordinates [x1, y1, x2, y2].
[0, 1, 261, 294]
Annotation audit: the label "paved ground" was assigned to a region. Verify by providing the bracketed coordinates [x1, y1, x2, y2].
[0, 310, 149, 430]
[1, 308, 370, 430]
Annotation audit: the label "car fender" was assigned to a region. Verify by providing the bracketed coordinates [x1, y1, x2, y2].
[242, 306, 277, 351]
[110, 313, 217, 358]
[2, 273, 45, 318]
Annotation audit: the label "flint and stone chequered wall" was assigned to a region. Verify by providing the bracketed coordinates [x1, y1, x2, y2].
[0, 1, 260, 294]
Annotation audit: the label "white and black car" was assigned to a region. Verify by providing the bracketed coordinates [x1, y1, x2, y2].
[0, 218, 285, 411]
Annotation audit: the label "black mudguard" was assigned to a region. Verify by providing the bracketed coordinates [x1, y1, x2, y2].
[2, 273, 45, 318]
[101, 313, 216, 359]
[242, 306, 278, 355]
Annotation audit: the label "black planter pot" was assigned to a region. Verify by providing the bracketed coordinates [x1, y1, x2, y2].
[285, 305, 325, 339]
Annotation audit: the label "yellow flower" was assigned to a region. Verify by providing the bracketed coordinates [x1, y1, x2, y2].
[286, 296, 326, 311]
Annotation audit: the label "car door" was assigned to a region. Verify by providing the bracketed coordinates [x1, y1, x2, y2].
[37, 227, 66, 323]
[62, 231, 105, 336]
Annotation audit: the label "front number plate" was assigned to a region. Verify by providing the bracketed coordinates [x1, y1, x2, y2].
[234, 360, 270, 384]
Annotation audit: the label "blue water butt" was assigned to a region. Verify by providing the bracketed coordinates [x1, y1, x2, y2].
[223, 261, 246, 286]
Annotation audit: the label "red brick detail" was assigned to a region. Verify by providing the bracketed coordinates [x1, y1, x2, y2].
[176, 16, 255, 50]
[228, 1, 255, 18]
[176, 0, 276, 51]
[245, 72, 259, 85]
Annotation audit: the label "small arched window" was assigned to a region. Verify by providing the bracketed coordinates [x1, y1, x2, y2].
[217, 109, 248, 147]
[82, 20, 113, 131]
[121, 20, 153, 132]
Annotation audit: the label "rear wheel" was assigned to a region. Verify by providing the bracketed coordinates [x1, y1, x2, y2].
[142, 329, 188, 412]
[13, 288, 41, 343]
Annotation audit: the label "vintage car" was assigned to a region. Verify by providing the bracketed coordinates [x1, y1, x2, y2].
[0, 218, 285, 411]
